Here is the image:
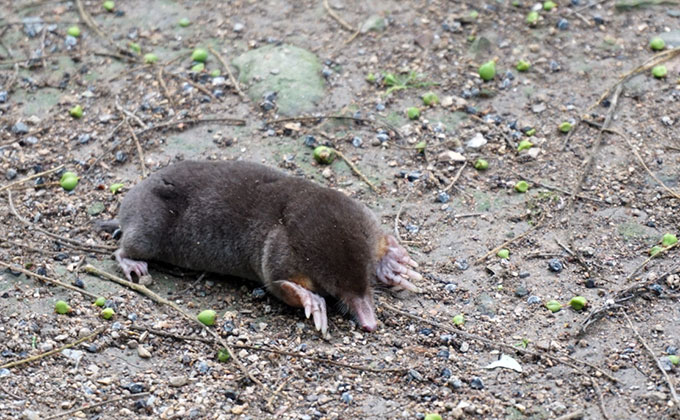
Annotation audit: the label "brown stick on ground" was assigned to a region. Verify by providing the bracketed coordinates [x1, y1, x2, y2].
[443, 161, 467, 193]
[0, 260, 99, 299]
[208, 46, 246, 99]
[156, 66, 176, 110]
[266, 115, 403, 140]
[43, 392, 150, 420]
[82, 264, 264, 388]
[382, 301, 618, 383]
[74, 0, 135, 60]
[4, 190, 116, 254]
[322, 0, 356, 32]
[0, 164, 64, 193]
[168, 73, 221, 102]
[474, 215, 545, 265]
[124, 119, 148, 178]
[0, 325, 107, 370]
[622, 310, 679, 406]
[334, 149, 377, 192]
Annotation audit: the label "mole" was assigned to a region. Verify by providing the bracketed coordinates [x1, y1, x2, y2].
[107, 160, 421, 334]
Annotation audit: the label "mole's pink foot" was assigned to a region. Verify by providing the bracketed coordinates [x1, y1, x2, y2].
[377, 235, 422, 292]
[278, 280, 328, 335]
[115, 250, 149, 281]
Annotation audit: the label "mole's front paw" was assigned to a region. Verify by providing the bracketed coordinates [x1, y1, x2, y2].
[376, 235, 422, 292]
[277, 280, 328, 335]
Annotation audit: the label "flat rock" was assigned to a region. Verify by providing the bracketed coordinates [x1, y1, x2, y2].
[233, 44, 325, 116]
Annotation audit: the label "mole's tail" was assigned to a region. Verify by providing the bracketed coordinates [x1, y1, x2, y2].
[94, 219, 122, 239]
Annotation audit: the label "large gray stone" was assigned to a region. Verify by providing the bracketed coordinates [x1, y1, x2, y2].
[233, 44, 324, 116]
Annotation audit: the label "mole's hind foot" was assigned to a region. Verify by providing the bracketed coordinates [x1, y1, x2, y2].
[377, 235, 422, 293]
[115, 250, 149, 282]
[276, 280, 328, 335]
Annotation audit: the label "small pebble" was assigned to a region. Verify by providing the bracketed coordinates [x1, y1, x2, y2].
[444, 283, 457, 293]
[548, 259, 563, 273]
[138, 345, 151, 359]
[441, 367, 452, 378]
[549, 60, 561, 72]
[527, 295, 541, 304]
[25, 136, 39, 145]
[436, 191, 450, 203]
[126, 383, 145, 394]
[233, 22, 244, 32]
[375, 103, 385, 111]
[252, 288, 266, 298]
[470, 377, 484, 389]
[437, 349, 450, 359]
[341, 392, 353, 404]
[12, 122, 29, 134]
[351, 136, 362, 148]
[556, 18, 569, 30]
[455, 259, 469, 271]
[448, 377, 463, 389]
[303, 135, 317, 148]
[0, 91, 7, 103]
[73, 278, 85, 288]
[5, 168, 17, 180]
[376, 133, 389, 143]
[115, 151, 127, 163]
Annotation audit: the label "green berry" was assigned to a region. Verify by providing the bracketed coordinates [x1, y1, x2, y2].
[452, 314, 465, 326]
[110, 183, 124, 194]
[210, 69, 221, 77]
[191, 48, 209, 62]
[67, 26, 81, 37]
[546, 300, 562, 313]
[55, 300, 71, 314]
[383, 73, 397, 86]
[191, 62, 205, 72]
[515, 180, 529, 193]
[143, 53, 158, 64]
[652, 65, 667, 78]
[669, 355, 680, 365]
[474, 159, 489, 170]
[543, 1, 556, 11]
[69, 105, 83, 119]
[516, 60, 530, 72]
[526, 11, 539, 25]
[128, 42, 141, 54]
[422, 92, 439, 106]
[313, 146, 336, 164]
[60, 172, 79, 191]
[569, 296, 587, 311]
[649, 37, 665, 51]
[424, 414, 443, 420]
[469, 10, 479, 19]
[649, 245, 664, 257]
[525, 128, 536, 136]
[179, 18, 191, 27]
[517, 139, 533, 151]
[497, 249, 510, 259]
[102, 1, 115, 12]
[559, 122, 572, 133]
[101, 307, 115, 319]
[197, 309, 217, 326]
[365, 73, 376, 83]
[94, 297, 106, 307]
[406, 107, 420, 120]
[662, 233, 678, 247]
[478, 60, 496, 81]
[415, 141, 427, 154]
[217, 348, 231, 362]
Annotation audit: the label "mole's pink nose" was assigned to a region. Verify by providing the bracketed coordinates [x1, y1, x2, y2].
[361, 320, 377, 332]
[347, 294, 377, 332]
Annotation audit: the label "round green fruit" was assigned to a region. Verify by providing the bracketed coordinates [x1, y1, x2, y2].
[197, 309, 217, 326]
[478, 60, 496, 81]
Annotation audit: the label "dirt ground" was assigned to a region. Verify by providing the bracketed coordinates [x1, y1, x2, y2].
[1, 0, 680, 419]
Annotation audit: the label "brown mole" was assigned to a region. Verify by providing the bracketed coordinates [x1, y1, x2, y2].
[110, 160, 421, 334]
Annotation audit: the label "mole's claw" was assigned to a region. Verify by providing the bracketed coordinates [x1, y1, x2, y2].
[277, 280, 328, 336]
[377, 236, 422, 292]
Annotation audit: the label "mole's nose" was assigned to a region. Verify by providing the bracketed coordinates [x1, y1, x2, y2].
[361, 320, 377, 332]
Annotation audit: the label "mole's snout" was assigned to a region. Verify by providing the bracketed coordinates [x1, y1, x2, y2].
[346, 294, 377, 332]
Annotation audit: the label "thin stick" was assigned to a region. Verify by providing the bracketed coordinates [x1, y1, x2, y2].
[334, 149, 377, 192]
[394, 189, 414, 242]
[74, 0, 133, 60]
[156, 66, 176, 110]
[474, 215, 545, 265]
[134, 116, 245, 137]
[382, 302, 618, 383]
[168, 73, 220, 102]
[233, 344, 407, 373]
[207, 46, 245, 99]
[622, 310, 679, 405]
[43, 392, 149, 420]
[0, 164, 64, 193]
[604, 127, 680, 200]
[4, 190, 116, 254]
[0, 260, 99, 299]
[443, 161, 467, 193]
[554, 410, 585, 420]
[590, 48, 680, 110]
[125, 120, 148, 178]
[625, 242, 678, 281]
[591, 379, 611, 420]
[83, 264, 263, 388]
[266, 115, 403, 140]
[322, 0, 356, 32]
[0, 326, 107, 369]
[266, 376, 292, 413]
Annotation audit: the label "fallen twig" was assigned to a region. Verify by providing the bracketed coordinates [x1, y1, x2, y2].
[442, 161, 467, 193]
[208, 46, 245, 99]
[394, 189, 414, 242]
[0, 164, 64, 193]
[74, 0, 134, 60]
[0, 326, 107, 370]
[0, 260, 99, 299]
[474, 215, 545, 265]
[156, 66, 176, 110]
[622, 310, 679, 405]
[124, 119, 148, 178]
[334, 149, 377, 192]
[266, 115, 403, 140]
[43, 392, 149, 420]
[322, 0, 356, 32]
[83, 264, 263, 388]
[382, 301, 618, 383]
[168, 72, 221, 102]
[626, 242, 678, 281]
[4, 190, 115, 254]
